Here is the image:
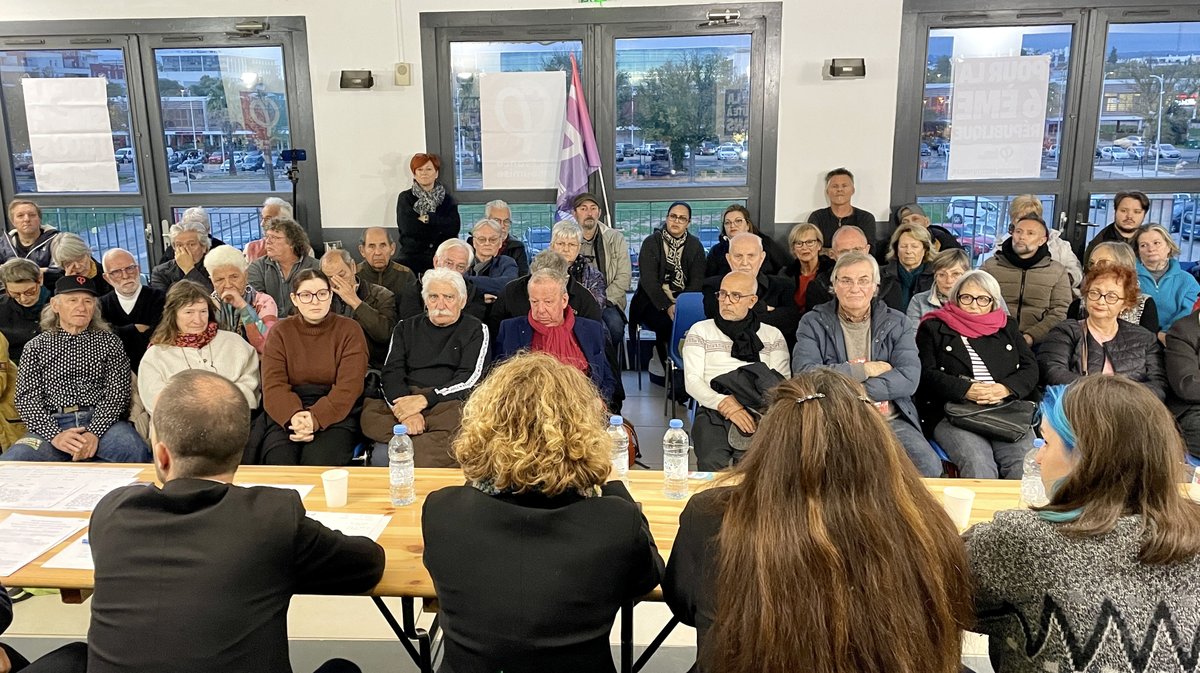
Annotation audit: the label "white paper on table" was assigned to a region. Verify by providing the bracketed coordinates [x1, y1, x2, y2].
[0, 465, 140, 510]
[0, 514, 89, 577]
[479, 71, 566, 190]
[238, 483, 315, 500]
[306, 512, 392, 542]
[21, 77, 120, 192]
[42, 533, 93, 571]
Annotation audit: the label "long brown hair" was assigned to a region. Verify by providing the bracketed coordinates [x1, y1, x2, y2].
[709, 369, 972, 673]
[1040, 375, 1200, 564]
[150, 280, 219, 345]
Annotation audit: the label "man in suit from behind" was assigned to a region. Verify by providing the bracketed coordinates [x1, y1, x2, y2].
[85, 370, 385, 673]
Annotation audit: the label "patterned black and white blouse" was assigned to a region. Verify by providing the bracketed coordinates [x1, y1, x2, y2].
[15, 328, 131, 439]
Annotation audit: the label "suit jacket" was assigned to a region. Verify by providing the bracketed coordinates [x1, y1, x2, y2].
[495, 315, 615, 401]
[98, 286, 166, 372]
[86, 479, 385, 673]
[422, 481, 664, 673]
[701, 272, 799, 349]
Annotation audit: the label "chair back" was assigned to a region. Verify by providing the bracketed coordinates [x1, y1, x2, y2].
[668, 292, 706, 368]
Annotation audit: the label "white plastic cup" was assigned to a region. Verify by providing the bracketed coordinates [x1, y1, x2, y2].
[941, 486, 975, 530]
[322, 469, 350, 508]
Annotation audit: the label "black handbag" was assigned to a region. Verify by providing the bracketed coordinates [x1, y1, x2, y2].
[943, 399, 1037, 443]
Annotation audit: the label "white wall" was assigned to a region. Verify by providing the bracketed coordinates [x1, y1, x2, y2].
[11, 0, 904, 228]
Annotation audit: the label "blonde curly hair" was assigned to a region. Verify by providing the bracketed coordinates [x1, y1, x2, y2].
[453, 352, 611, 496]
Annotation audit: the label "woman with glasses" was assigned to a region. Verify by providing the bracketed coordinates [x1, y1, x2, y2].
[0, 258, 48, 364]
[1067, 241, 1159, 333]
[916, 270, 1039, 478]
[465, 218, 518, 299]
[782, 223, 832, 317]
[137, 281, 259, 416]
[257, 269, 368, 465]
[704, 205, 789, 278]
[1135, 223, 1199, 334]
[881, 222, 934, 312]
[905, 248, 973, 337]
[203, 245, 278, 354]
[966, 375, 1200, 673]
[630, 201, 706, 365]
[1039, 261, 1166, 399]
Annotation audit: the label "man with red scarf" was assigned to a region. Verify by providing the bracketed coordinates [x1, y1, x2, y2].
[495, 269, 615, 405]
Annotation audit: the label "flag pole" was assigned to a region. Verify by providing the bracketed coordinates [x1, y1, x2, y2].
[597, 164, 612, 229]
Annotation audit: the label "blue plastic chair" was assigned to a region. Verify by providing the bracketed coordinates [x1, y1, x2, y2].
[665, 292, 706, 417]
[1187, 452, 1200, 469]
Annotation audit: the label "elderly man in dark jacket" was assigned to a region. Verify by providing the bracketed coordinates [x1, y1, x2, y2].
[320, 248, 396, 369]
[792, 251, 941, 477]
[702, 233, 799, 350]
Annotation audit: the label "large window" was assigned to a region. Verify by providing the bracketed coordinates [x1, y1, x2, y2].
[421, 4, 781, 288]
[894, 4, 1200, 262]
[0, 18, 319, 268]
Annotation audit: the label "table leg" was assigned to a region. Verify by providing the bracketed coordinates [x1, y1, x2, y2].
[633, 616, 679, 673]
[621, 600, 634, 673]
[372, 596, 434, 673]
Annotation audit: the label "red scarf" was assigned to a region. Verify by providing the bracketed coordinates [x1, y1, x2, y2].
[921, 302, 1007, 338]
[529, 309, 588, 373]
[174, 321, 219, 348]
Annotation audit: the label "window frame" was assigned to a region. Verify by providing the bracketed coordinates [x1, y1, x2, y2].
[419, 4, 782, 234]
[0, 16, 322, 263]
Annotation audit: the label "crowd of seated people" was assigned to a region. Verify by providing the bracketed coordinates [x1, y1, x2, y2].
[7, 157, 1200, 673]
[4, 169, 1200, 488]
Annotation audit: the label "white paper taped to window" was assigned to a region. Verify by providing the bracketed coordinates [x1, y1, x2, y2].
[946, 55, 1051, 181]
[22, 77, 120, 192]
[479, 71, 567, 190]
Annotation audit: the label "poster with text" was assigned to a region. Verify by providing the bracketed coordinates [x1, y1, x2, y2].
[22, 78, 119, 192]
[480, 71, 566, 190]
[946, 55, 1050, 181]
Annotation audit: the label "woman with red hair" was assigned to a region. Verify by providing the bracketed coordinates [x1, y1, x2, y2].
[395, 153, 460, 274]
[1039, 261, 1167, 399]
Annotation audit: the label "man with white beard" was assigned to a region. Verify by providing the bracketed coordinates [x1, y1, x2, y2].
[364, 268, 489, 468]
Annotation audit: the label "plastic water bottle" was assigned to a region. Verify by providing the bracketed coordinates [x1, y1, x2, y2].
[388, 424, 415, 506]
[607, 416, 629, 485]
[1021, 438, 1048, 507]
[663, 419, 690, 500]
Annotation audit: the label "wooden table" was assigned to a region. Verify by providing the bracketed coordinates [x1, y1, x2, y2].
[0, 464, 1025, 673]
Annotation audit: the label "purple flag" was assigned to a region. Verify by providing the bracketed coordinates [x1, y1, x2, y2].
[556, 53, 601, 218]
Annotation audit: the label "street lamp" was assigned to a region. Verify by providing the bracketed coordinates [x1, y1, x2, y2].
[1150, 73, 1165, 177]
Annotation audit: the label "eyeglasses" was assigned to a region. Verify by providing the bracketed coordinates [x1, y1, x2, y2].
[957, 293, 994, 307]
[716, 290, 755, 303]
[834, 245, 871, 255]
[492, 218, 513, 226]
[835, 277, 875, 289]
[295, 289, 332, 304]
[264, 233, 287, 243]
[793, 239, 821, 249]
[5, 285, 39, 300]
[474, 236, 501, 245]
[105, 264, 139, 279]
[666, 213, 691, 223]
[1086, 289, 1125, 305]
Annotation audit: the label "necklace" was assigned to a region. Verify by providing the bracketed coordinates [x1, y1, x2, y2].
[179, 344, 217, 371]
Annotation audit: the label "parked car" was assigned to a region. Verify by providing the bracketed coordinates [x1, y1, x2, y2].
[1174, 195, 1199, 238]
[699, 142, 717, 156]
[1109, 146, 1131, 161]
[920, 144, 932, 156]
[1044, 144, 1058, 159]
[114, 148, 135, 164]
[647, 148, 674, 176]
[620, 143, 635, 157]
[1115, 135, 1144, 147]
[944, 196, 1002, 241]
[178, 158, 205, 174]
[716, 145, 740, 161]
[1150, 143, 1182, 160]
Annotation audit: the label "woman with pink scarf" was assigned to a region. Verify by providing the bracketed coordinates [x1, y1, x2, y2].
[915, 269, 1040, 479]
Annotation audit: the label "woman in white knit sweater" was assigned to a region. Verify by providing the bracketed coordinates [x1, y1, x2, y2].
[138, 280, 260, 414]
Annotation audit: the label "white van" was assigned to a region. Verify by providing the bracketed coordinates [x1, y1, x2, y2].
[114, 148, 135, 164]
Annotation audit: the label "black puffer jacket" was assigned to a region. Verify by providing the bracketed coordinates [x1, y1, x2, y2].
[1037, 319, 1167, 400]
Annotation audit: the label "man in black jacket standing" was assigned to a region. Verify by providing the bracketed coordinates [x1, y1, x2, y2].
[85, 370, 385, 673]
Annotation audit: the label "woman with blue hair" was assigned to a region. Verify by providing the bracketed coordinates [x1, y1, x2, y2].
[965, 375, 1200, 673]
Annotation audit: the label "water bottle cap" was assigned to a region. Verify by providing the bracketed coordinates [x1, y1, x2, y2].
[669, 419, 684, 429]
[1032, 438, 1045, 448]
[393, 424, 407, 435]
[609, 415, 623, 425]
